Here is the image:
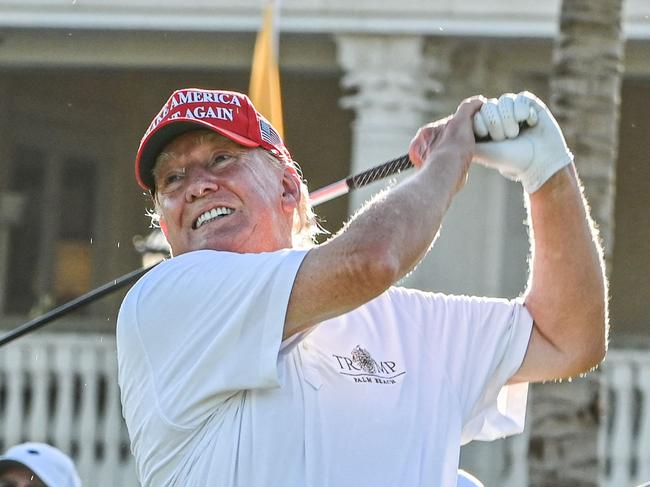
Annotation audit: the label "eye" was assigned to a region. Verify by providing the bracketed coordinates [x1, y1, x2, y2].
[209, 153, 234, 167]
[156, 170, 184, 192]
[167, 172, 185, 185]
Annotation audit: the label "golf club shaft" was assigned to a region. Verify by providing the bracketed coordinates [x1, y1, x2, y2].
[0, 154, 414, 347]
[0, 265, 156, 347]
[310, 154, 412, 205]
[309, 116, 533, 205]
[0, 117, 537, 346]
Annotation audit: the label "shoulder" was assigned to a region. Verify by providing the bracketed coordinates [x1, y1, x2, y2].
[134, 248, 307, 293]
[118, 248, 307, 329]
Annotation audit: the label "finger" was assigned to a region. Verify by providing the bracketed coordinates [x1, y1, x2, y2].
[513, 94, 531, 122]
[452, 97, 484, 140]
[455, 97, 485, 136]
[519, 90, 547, 110]
[526, 106, 539, 127]
[480, 99, 505, 141]
[461, 94, 487, 105]
[497, 94, 519, 138]
[514, 93, 540, 129]
[456, 97, 485, 117]
[473, 112, 489, 139]
[408, 129, 428, 168]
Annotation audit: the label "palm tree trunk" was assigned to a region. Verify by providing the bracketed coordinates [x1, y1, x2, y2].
[528, 1, 625, 486]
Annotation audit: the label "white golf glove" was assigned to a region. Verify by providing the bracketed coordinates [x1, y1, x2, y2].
[473, 91, 573, 193]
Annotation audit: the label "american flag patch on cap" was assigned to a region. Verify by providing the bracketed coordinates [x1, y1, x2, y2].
[259, 119, 282, 146]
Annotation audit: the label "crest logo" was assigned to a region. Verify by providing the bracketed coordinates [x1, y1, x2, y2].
[332, 345, 405, 385]
[351, 345, 376, 374]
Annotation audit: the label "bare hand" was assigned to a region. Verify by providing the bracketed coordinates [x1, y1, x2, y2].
[408, 97, 484, 191]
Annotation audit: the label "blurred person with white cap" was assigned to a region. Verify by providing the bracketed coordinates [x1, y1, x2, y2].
[456, 469, 484, 487]
[0, 443, 81, 487]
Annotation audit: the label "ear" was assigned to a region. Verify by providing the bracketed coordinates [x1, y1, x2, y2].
[281, 167, 301, 213]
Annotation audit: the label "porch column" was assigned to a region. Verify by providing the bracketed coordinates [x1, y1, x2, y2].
[335, 34, 430, 211]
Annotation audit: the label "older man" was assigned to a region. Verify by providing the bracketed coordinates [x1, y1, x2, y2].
[117, 88, 606, 486]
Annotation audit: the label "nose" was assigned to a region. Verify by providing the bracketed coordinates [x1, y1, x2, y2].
[185, 169, 219, 202]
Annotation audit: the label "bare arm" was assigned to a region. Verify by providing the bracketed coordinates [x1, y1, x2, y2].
[283, 99, 484, 338]
[472, 92, 608, 383]
[510, 166, 607, 383]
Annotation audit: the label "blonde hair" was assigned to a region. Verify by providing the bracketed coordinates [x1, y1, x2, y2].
[148, 131, 323, 248]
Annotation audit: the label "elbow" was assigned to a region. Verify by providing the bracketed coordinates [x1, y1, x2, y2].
[570, 310, 609, 375]
[349, 242, 401, 298]
[365, 250, 401, 293]
[583, 272, 609, 370]
[590, 319, 608, 370]
[526, 282, 608, 378]
[528, 295, 608, 378]
[553, 329, 606, 380]
[587, 299, 608, 368]
[580, 332, 607, 373]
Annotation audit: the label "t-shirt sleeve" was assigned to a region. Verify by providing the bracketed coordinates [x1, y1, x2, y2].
[127, 249, 306, 427]
[450, 297, 533, 444]
[391, 289, 533, 443]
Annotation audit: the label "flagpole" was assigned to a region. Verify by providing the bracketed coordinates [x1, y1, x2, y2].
[249, 0, 284, 137]
[270, 0, 281, 55]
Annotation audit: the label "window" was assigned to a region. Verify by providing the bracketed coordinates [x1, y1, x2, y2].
[5, 146, 96, 315]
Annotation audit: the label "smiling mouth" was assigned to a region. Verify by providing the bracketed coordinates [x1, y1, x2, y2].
[194, 207, 234, 229]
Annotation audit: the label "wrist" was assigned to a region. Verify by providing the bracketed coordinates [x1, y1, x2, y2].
[422, 150, 469, 194]
[522, 153, 573, 194]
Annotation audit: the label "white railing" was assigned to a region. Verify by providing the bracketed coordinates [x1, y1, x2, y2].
[1, 332, 648, 487]
[603, 349, 650, 487]
[0, 332, 138, 487]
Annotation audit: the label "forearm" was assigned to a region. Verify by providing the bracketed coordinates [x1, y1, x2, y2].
[285, 152, 464, 335]
[338, 149, 464, 280]
[284, 99, 480, 337]
[524, 165, 607, 375]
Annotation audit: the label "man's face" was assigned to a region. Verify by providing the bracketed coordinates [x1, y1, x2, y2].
[153, 131, 299, 255]
[0, 465, 47, 487]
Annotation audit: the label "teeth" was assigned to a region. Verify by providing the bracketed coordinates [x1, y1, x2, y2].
[195, 207, 233, 228]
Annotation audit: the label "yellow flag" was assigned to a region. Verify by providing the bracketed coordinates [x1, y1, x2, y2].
[249, 2, 284, 138]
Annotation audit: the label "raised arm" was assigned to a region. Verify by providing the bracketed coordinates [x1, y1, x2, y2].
[283, 98, 484, 338]
[473, 92, 607, 383]
[515, 165, 607, 381]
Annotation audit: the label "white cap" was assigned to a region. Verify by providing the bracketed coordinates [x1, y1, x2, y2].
[0, 442, 82, 487]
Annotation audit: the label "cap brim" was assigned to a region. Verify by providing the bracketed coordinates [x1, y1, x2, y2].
[136, 118, 261, 191]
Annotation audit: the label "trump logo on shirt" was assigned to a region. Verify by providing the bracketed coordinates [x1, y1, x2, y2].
[332, 345, 406, 385]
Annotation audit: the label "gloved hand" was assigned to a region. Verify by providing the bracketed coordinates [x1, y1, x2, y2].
[473, 91, 573, 193]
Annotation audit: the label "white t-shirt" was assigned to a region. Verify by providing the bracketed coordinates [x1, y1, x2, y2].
[117, 249, 533, 487]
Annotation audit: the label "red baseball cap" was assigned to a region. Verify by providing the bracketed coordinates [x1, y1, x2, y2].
[135, 88, 292, 191]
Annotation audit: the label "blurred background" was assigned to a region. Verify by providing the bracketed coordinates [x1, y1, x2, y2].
[0, 1, 648, 485]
